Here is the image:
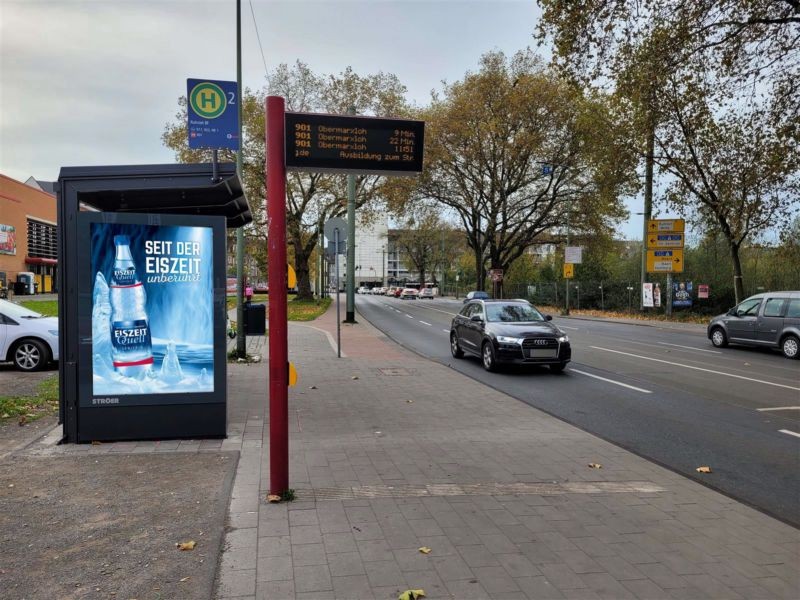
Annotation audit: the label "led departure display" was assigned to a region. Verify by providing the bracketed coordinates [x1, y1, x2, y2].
[285, 112, 424, 176]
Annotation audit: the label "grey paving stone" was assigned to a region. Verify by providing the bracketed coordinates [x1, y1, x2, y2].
[218, 567, 257, 597]
[538, 564, 588, 590]
[322, 531, 358, 554]
[432, 554, 474, 581]
[289, 525, 323, 545]
[255, 579, 294, 600]
[257, 554, 293, 582]
[258, 535, 291, 558]
[328, 551, 366, 577]
[331, 574, 372, 600]
[222, 546, 258, 572]
[289, 509, 319, 527]
[496, 553, 539, 578]
[393, 547, 435, 573]
[515, 575, 566, 599]
[579, 573, 637, 599]
[444, 578, 491, 599]
[472, 565, 522, 594]
[458, 544, 501, 568]
[363, 559, 406, 588]
[400, 569, 447, 598]
[293, 564, 333, 594]
[292, 542, 327, 567]
[357, 538, 395, 562]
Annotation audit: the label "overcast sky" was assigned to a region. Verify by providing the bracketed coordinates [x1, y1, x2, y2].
[0, 0, 646, 238]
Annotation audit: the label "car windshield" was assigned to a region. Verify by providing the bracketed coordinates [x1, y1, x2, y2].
[485, 303, 544, 323]
[0, 299, 44, 319]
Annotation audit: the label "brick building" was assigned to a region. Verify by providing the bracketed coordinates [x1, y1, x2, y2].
[0, 174, 58, 294]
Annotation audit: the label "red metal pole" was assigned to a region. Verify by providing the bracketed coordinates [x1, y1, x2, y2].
[266, 95, 288, 495]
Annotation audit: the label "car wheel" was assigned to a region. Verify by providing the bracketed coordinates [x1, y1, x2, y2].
[710, 327, 728, 348]
[13, 339, 49, 372]
[550, 362, 567, 373]
[482, 341, 497, 372]
[781, 334, 799, 359]
[450, 332, 464, 358]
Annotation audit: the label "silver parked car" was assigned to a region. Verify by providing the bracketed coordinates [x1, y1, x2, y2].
[707, 291, 800, 358]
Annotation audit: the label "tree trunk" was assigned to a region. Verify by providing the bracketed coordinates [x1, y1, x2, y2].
[729, 241, 744, 304]
[419, 266, 426, 290]
[295, 260, 312, 301]
[474, 247, 484, 291]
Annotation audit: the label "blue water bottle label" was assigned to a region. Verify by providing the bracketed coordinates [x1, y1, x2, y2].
[111, 319, 153, 367]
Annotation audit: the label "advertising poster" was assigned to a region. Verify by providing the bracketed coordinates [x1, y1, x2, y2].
[0, 224, 16, 255]
[673, 280, 693, 308]
[698, 284, 709, 299]
[654, 283, 662, 307]
[90, 222, 215, 397]
[642, 283, 654, 308]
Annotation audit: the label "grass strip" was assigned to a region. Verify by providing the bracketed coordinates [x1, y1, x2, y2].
[0, 375, 59, 422]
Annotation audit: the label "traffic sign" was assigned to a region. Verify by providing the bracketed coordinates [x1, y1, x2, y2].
[563, 263, 574, 278]
[647, 218, 685, 233]
[646, 249, 684, 273]
[489, 268, 504, 283]
[187, 79, 239, 150]
[647, 233, 685, 248]
[324, 217, 348, 243]
[565, 246, 583, 264]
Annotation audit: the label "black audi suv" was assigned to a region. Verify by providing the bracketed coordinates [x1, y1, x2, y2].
[450, 299, 571, 372]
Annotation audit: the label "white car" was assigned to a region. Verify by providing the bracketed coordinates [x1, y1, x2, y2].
[0, 299, 59, 371]
[357, 287, 368, 294]
[400, 288, 419, 300]
[419, 288, 435, 299]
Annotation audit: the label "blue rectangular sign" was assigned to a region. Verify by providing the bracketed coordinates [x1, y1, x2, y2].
[187, 78, 239, 150]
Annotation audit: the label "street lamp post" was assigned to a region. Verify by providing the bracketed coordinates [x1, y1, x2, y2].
[627, 286, 634, 312]
[381, 245, 386, 287]
[599, 283, 604, 311]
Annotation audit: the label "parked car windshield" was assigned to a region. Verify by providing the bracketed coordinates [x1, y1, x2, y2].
[485, 303, 544, 323]
[0, 299, 44, 319]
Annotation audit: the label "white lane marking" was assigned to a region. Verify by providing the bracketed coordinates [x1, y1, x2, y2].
[394, 309, 402, 313]
[406, 303, 459, 317]
[779, 429, 800, 439]
[590, 346, 800, 391]
[406, 314, 414, 319]
[419, 321, 432, 326]
[571, 369, 652, 394]
[558, 325, 579, 330]
[443, 329, 450, 334]
[758, 406, 800, 412]
[657, 341, 721, 354]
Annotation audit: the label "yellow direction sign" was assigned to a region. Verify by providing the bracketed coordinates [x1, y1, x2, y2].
[647, 218, 685, 233]
[287, 264, 297, 288]
[563, 263, 574, 279]
[288, 362, 298, 387]
[647, 233, 685, 249]
[646, 249, 684, 273]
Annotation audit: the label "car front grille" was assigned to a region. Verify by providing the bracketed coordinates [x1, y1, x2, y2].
[521, 337, 558, 349]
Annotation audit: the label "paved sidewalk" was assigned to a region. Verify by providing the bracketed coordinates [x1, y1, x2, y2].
[216, 302, 799, 599]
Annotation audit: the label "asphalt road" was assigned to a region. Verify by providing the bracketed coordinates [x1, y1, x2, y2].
[355, 293, 800, 527]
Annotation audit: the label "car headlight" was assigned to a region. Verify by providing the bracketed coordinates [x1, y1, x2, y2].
[557, 335, 569, 343]
[496, 336, 522, 344]
[48, 329, 59, 337]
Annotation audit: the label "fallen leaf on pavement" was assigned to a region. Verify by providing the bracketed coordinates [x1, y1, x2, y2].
[406, 400, 414, 403]
[175, 541, 196, 551]
[588, 463, 602, 469]
[398, 590, 426, 600]
[352, 376, 359, 380]
[418, 547, 431, 554]
[309, 385, 317, 389]
[696, 466, 712, 473]
[267, 494, 282, 503]
[18, 415, 27, 426]
[179, 577, 190, 583]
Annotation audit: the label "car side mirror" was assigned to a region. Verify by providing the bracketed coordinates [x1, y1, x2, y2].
[544, 315, 553, 321]
[727, 307, 736, 316]
[471, 315, 483, 322]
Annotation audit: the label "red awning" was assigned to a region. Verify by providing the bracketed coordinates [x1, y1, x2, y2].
[25, 256, 58, 265]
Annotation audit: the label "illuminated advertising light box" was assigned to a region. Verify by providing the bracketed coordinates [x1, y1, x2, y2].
[76, 212, 226, 440]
